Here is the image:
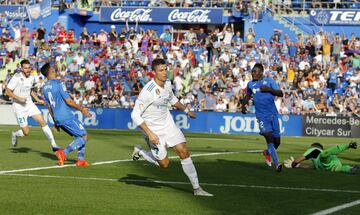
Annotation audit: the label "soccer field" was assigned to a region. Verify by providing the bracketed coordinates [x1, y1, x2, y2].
[0, 125, 359, 215]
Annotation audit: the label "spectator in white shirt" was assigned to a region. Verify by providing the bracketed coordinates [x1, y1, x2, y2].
[184, 28, 197, 42]
[215, 98, 227, 112]
[221, 23, 234, 46]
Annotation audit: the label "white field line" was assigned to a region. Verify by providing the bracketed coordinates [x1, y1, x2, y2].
[0, 151, 248, 174]
[310, 199, 360, 215]
[2, 173, 360, 194]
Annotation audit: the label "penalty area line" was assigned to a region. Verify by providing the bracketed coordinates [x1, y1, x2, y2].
[2, 173, 360, 194]
[310, 199, 360, 215]
[0, 151, 253, 174]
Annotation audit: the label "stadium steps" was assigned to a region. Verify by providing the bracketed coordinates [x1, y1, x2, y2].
[272, 13, 311, 37]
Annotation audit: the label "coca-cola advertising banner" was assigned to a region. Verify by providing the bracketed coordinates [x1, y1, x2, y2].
[100, 7, 224, 24]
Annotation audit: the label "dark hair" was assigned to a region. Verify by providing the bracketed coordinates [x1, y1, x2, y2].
[20, 59, 31, 67]
[152, 58, 166, 71]
[40, 63, 51, 77]
[311, 142, 323, 150]
[252, 63, 264, 73]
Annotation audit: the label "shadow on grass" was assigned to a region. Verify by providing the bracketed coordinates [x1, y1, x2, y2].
[128, 158, 360, 214]
[10, 147, 32, 153]
[118, 174, 192, 194]
[9, 147, 76, 162]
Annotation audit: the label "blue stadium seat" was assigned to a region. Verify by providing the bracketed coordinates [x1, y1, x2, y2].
[130, 1, 139, 6]
[292, 0, 302, 9]
[304, 2, 312, 9]
[351, 3, 360, 9]
[139, 0, 150, 6]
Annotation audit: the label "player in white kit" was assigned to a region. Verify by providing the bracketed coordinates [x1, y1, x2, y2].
[131, 58, 213, 196]
[5, 60, 59, 151]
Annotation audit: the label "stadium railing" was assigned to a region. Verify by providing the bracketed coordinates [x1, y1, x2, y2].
[269, 4, 323, 36]
[276, 1, 360, 15]
[0, 0, 40, 5]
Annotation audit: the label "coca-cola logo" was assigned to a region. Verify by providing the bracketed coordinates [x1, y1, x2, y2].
[168, 9, 211, 23]
[110, 8, 153, 22]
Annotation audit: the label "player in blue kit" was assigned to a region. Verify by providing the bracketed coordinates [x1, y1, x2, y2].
[40, 63, 91, 167]
[241, 63, 284, 172]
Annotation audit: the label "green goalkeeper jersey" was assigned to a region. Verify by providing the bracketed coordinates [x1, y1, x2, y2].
[303, 147, 342, 171]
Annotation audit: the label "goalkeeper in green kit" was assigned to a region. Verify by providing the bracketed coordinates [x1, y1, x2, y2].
[284, 141, 359, 174]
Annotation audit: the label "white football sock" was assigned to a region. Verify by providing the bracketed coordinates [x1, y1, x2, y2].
[181, 157, 200, 190]
[41, 125, 58, 148]
[139, 150, 159, 166]
[13, 129, 25, 137]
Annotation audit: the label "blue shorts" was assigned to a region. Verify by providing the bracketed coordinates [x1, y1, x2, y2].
[257, 115, 280, 137]
[59, 118, 87, 137]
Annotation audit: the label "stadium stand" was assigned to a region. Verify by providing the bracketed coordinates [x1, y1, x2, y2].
[0, 1, 359, 117]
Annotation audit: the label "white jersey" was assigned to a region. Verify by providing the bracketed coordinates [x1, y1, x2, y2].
[131, 79, 178, 135]
[7, 72, 36, 111]
[7, 72, 41, 126]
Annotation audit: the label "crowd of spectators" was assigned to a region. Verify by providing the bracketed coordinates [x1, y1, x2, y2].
[0, 0, 42, 5]
[0, 15, 359, 116]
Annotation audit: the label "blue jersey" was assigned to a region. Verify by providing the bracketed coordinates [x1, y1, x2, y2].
[246, 78, 279, 118]
[43, 80, 74, 124]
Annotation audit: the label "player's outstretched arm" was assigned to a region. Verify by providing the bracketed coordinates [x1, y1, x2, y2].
[260, 86, 284, 97]
[31, 91, 45, 105]
[5, 88, 27, 104]
[64, 98, 91, 117]
[173, 101, 196, 119]
[284, 156, 313, 169]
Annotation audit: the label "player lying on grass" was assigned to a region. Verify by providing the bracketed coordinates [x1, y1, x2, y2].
[284, 141, 359, 174]
[41, 63, 91, 167]
[6, 59, 59, 151]
[131, 58, 213, 196]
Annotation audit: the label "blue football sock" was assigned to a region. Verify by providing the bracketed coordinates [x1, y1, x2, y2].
[64, 137, 87, 156]
[77, 144, 85, 160]
[267, 143, 279, 165]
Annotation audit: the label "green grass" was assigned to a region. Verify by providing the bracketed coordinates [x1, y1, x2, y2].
[0, 125, 359, 215]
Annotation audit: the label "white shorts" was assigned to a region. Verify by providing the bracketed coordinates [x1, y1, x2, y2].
[13, 103, 41, 127]
[144, 126, 186, 160]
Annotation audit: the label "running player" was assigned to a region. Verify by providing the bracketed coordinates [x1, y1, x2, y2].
[41, 63, 91, 166]
[131, 58, 213, 196]
[241, 63, 284, 172]
[284, 141, 359, 174]
[6, 59, 59, 151]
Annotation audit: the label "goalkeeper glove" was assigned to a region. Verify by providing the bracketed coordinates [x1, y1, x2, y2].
[284, 157, 300, 168]
[349, 141, 357, 149]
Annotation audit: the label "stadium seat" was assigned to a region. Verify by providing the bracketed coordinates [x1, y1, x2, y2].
[130, 1, 139, 6]
[292, 0, 302, 9]
[139, 0, 150, 6]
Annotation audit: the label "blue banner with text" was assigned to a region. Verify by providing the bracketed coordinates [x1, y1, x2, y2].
[310, 9, 360, 25]
[29, 107, 303, 136]
[0, 5, 28, 20]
